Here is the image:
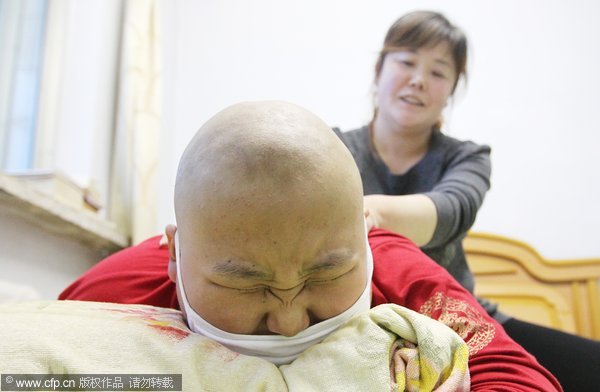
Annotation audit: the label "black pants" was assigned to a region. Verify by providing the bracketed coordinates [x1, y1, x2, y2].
[503, 318, 600, 392]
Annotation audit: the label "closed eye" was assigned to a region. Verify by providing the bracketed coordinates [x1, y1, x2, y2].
[211, 281, 269, 294]
[233, 285, 269, 294]
[307, 267, 355, 287]
[432, 70, 447, 78]
[231, 273, 347, 293]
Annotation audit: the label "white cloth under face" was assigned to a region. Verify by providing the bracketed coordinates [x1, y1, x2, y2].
[175, 229, 374, 365]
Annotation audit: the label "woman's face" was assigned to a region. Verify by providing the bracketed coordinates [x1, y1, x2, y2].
[375, 42, 457, 133]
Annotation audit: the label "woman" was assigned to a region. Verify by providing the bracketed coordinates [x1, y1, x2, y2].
[337, 10, 486, 300]
[336, 10, 599, 391]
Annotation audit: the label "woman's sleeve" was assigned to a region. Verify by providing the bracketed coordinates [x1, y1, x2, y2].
[424, 142, 491, 249]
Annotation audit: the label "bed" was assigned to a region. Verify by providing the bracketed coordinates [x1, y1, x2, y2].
[464, 232, 600, 340]
[1, 231, 597, 391]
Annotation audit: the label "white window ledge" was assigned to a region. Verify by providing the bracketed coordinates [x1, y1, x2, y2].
[0, 173, 128, 254]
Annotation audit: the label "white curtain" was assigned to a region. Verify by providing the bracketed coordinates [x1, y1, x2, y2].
[110, 0, 161, 244]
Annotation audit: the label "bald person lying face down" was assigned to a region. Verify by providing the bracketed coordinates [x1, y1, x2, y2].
[58, 100, 563, 390]
[166, 101, 373, 363]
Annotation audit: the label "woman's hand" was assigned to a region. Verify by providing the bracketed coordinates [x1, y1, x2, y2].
[363, 194, 437, 246]
[364, 208, 380, 232]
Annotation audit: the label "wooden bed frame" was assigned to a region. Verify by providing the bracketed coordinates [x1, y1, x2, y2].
[464, 232, 600, 340]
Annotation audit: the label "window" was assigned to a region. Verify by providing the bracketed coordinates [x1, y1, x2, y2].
[0, 0, 128, 249]
[0, 0, 48, 171]
[0, 0, 161, 245]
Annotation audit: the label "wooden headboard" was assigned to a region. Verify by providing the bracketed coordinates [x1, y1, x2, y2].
[464, 232, 600, 340]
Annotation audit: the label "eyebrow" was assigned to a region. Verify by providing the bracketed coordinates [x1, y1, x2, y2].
[211, 250, 355, 280]
[302, 250, 355, 275]
[212, 260, 273, 280]
[435, 58, 452, 68]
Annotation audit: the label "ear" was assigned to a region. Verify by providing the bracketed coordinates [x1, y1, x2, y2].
[165, 224, 178, 283]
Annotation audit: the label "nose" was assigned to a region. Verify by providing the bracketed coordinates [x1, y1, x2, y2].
[269, 284, 304, 303]
[409, 69, 426, 90]
[265, 306, 311, 337]
[265, 284, 310, 336]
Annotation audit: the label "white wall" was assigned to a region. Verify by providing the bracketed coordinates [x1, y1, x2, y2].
[158, 0, 600, 259]
[0, 207, 99, 299]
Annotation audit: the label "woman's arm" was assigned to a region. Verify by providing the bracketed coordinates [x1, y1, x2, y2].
[423, 143, 491, 248]
[364, 194, 437, 246]
[365, 141, 491, 249]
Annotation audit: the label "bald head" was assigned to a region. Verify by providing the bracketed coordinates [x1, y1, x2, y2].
[172, 101, 369, 338]
[174, 101, 364, 237]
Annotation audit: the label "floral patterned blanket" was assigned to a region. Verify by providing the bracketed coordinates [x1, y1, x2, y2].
[0, 300, 469, 391]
